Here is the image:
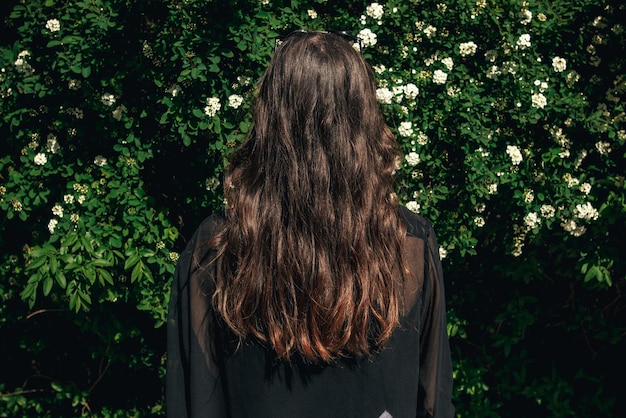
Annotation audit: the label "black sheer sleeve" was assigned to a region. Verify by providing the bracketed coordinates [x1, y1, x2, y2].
[166, 215, 227, 418]
[416, 218, 455, 418]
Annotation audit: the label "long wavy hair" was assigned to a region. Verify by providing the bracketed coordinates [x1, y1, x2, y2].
[211, 31, 407, 362]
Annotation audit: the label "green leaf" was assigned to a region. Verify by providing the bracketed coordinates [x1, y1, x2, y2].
[42, 276, 53, 296]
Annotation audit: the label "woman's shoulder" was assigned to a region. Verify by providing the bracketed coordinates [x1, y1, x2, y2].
[399, 206, 435, 240]
[192, 212, 226, 244]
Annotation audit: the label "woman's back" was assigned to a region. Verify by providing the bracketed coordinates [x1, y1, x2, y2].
[166, 31, 454, 417]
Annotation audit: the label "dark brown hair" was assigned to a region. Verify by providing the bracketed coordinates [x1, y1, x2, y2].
[212, 31, 407, 362]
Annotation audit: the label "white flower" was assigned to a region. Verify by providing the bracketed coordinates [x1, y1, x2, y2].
[77, 195, 86, 204]
[441, 57, 454, 71]
[94, 155, 107, 166]
[488, 183, 498, 195]
[365, 3, 384, 20]
[474, 216, 485, 227]
[48, 219, 58, 234]
[34, 153, 47, 166]
[403, 83, 419, 100]
[46, 134, 60, 154]
[228, 94, 244, 109]
[561, 219, 586, 236]
[358, 28, 377, 47]
[524, 212, 541, 229]
[563, 173, 579, 188]
[432, 69, 448, 85]
[307, 9, 317, 19]
[376, 87, 393, 104]
[595, 141, 611, 155]
[406, 200, 420, 213]
[575, 202, 599, 221]
[64, 194, 75, 204]
[46, 19, 61, 32]
[579, 182, 592, 195]
[540, 204, 556, 218]
[531, 92, 547, 109]
[416, 131, 429, 145]
[516, 34, 531, 49]
[523, 189, 534, 203]
[204, 97, 221, 117]
[101, 93, 116, 106]
[506, 145, 523, 165]
[519, 9, 532, 25]
[70, 213, 80, 223]
[459, 41, 478, 57]
[552, 57, 567, 72]
[52, 204, 64, 217]
[405, 151, 420, 166]
[112, 104, 126, 121]
[439, 247, 448, 259]
[423, 25, 437, 38]
[399, 123, 414, 138]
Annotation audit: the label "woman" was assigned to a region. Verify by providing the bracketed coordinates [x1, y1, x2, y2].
[167, 30, 454, 417]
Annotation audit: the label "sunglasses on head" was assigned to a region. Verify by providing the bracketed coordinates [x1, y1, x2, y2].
[274, 29, 363, 51]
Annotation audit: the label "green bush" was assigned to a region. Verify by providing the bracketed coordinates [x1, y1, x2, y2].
[1, 0, 624, 416]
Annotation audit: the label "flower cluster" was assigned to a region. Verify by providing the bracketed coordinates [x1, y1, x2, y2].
[459, 41, 478, 57]
[45, 19, 60, 32]
[204, 97, 221, 117]
[506, 145, 523, 165]
[365, 3, 384, 20]
[358, 28, 377, 48]
[405, 151, 420, 166]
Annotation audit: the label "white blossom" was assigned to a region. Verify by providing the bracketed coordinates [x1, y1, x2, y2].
[506, 145, 523, 165]
[524, 212, 541, 229]
[406, 200, 420, 213]
[540, 204, 556, 219]
[488, 183, 498, 195]
[358, 28, 377, 47]
[531, 93, 547, 109]
[405, 151, 420, 166]
[376, 87, 393, 104]
[439, 247, 448, 259]
[101, 93, 116, 106]
[204, 97, 221, 117]
[48, 219, 58, 234]
[523, 189, 534, 203]
[365, 3, 384, 20]
[399, 122, 414, 138]
[552, 57, 567, 72]
[46, 134, 60, 154]
[45, 19, 61, 32]
[563, 173, 579, 188]
[94, 155, 107, 166]
[432, 69, 448, 85]
[307, 9, 317, 19]
[459, 41, 478, 57]
[228, 94, 244, 109]
[561, 219, 586, 236]
[474, 216, 485, 227]
[423, 25, 437, 39]
[64, 194, 75, 204]
[575, 202, 599, 221]
[595, 141, 611, 155]
[579, 182, 592, 195]
[519, 9, 532, 25]
[416, 131, 429, 146]
[52, 204, 63, 217]
[441, 57, 454, 71]
[516, 34, 531, 49]
[34, 153, 47, 166]
[403, 83, 419, 100]
[70, 213, 80, 223]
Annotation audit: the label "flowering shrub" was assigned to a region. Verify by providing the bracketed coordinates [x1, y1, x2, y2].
[1, 0, 624, 416]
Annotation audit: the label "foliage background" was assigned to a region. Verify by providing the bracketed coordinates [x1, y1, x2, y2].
[1, 0, 624, 416]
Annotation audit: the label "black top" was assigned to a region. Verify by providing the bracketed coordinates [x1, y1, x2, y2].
[167, 207, 455, 417]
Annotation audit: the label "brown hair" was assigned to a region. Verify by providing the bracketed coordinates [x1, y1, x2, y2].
[211, 31, 407, 362]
